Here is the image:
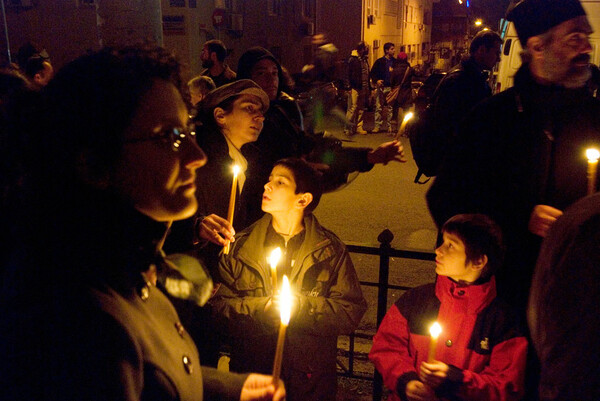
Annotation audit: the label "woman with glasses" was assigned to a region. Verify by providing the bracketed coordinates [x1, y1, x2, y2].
[0, 45, 284, 401]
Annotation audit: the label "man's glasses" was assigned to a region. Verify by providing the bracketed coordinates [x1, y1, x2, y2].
[125, 124, 197, 152]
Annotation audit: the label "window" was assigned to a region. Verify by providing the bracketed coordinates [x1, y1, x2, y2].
[268, 0, 281, 16]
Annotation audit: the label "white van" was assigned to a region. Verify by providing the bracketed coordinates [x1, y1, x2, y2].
[494, 0, 600, 93]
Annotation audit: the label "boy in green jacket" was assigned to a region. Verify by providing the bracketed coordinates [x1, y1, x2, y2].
[211, 157, 367, 401]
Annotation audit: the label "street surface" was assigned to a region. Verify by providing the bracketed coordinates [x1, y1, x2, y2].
[311, 118, 440, 400]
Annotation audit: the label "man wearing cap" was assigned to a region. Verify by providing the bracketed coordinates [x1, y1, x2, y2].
[427, 0, 600, 318]
[164, 79, 270, 367]
[200, 40, 237, 88]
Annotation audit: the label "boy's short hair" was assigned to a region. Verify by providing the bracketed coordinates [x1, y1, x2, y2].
[274, 158, 323, 215]
[384, 42, 395, 52]
[442, 214, 504, 281]
[188, 75, 216, 95]
[469, 30, 502, 55]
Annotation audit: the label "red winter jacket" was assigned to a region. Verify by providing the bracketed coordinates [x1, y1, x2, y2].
[369, 276, 527, 401]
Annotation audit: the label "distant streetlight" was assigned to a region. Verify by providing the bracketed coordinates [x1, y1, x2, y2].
[475, 19, 483, 27]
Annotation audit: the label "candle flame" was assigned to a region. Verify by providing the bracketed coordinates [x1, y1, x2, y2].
[403, 112, 414, 123]
[280, 275, 292, 325]
[429, 322, 442, 339]
[268, 247, 282, 269]
[586, 148, 600, 162]
[232, 164, 241, 176]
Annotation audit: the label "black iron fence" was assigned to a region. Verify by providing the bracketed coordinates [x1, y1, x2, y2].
[336, 229, 436, 401]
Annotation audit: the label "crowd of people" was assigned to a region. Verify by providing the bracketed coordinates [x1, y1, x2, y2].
[1, 0, 600, 400]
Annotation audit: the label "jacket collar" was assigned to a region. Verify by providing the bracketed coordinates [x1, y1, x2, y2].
[235, 214, 332, 282]
[435, 275, 497, 315]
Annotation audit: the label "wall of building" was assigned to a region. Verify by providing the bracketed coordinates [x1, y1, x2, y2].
[1, 1, 98, 69]
[362, 0, 432, 70]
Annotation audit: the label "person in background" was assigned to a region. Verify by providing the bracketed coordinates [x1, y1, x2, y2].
[389, 51, 414, 136]
[431, 30, 502, 154]
[16, 42, 54, 89]
[200, 39, 237, 88]
[344, 41, 370, 136]
[211, 157, 367, 401]
[188, 75, 216, 107]
[0, 45, 285, 401]
[235, 46, 406, 225]
[370, 214, 527, 401]
[370, 42, 398, 133]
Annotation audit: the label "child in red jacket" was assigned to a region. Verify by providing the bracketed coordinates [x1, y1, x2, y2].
[370, 214, 527, 401]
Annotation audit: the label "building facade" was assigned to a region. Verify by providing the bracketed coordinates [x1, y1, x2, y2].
[1, 0, 432, 80]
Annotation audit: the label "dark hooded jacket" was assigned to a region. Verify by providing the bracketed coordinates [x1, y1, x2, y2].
[237, 47, 375, 198]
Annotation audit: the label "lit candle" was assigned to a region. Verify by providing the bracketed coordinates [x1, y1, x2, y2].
[223, 164, 240, 255]
[396, 112, 414, 140]
[272, 275, 292, 387]
[586, 148, 599, 196]
[428, 322, 442, 363]
[268, 247, 282, 293]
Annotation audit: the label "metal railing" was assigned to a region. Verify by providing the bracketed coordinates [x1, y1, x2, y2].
[336, 229, 436, 401]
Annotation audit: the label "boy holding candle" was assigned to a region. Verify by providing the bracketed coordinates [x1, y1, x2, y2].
[210, 158, 367, 401]
[369, 214, 528, 401]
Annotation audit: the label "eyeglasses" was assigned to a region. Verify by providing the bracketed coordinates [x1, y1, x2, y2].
[124, 124, 197, 152]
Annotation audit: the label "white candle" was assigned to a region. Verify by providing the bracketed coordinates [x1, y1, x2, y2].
[428, 322, 442, 363]
[272, 275, 292, 387]
[223, 164, 240, 255]
[586, 148, 599, 196]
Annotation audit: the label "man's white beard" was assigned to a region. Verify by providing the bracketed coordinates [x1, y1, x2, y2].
[543, 53, 592, 88]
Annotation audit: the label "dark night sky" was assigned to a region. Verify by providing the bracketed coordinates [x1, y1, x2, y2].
[468, 0, 513, 31]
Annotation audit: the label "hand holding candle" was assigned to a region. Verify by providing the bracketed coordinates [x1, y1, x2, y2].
[223, 164, 240, 254]
[586, 148, 599, 196]
[268, 247, 282, 292]
[272, 275, 292, 388]
[428, 322, 442, 363]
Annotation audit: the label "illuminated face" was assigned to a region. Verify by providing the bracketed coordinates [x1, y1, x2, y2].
[262, 165, 303, 214]
[542, 16, 593, 88]
[114, 79, 207, 222]
[435, 232, 480, 283]
[218, 94, 265, 148]
[250, 58, 279, 101]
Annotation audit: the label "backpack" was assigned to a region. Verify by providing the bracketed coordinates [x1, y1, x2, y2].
[407, 73, 452, 184]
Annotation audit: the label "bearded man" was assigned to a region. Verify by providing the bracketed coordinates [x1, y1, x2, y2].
[427, 0, 600, 317]
[200, 40, 236, 87]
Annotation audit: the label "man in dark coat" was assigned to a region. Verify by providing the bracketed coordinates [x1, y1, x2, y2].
[427, 0, 600, 316]
[432, 29, 502, 149]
